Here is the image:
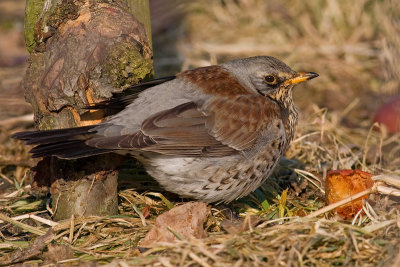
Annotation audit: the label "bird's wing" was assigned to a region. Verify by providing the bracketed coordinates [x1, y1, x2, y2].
[86, 95, 283, 157]
[86, 76, 176, 110]
[202, 95, 283, 151]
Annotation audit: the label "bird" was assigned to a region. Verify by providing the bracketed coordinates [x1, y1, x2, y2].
[12, 56, 318, 203]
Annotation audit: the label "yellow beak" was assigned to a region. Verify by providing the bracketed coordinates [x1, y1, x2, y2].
[284, 72, 319, 86]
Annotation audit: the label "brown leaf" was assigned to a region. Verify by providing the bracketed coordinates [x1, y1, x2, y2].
[139, 202, 210, 248]
[41, 244, 74, 265]
[141, 205, 151, 218]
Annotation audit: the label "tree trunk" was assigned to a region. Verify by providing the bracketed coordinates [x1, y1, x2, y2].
[23, 0, 153, 220]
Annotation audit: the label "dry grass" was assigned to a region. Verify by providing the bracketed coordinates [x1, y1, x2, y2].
[1, 0, 400, 266]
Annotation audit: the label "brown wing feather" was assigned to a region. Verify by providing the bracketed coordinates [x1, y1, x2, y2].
[87, 102, 236, 156]
[87, 96, 282, 157]
[202, 95, 281, 151]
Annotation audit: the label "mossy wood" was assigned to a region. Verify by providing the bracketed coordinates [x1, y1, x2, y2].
[23, 0, 153, 221]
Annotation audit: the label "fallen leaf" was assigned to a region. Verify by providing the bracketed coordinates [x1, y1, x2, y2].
[141, 205, 151, 218]
[139, 202, 210, 248]
[41, 244, 74, 265]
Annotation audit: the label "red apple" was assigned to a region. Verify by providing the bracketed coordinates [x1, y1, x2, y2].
[325, 169, 374, 220]
[374, 95, 400, 134]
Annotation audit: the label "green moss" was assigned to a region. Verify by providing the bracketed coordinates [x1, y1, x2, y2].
[103, 41, 153, 88]
[24, 0, 84, 53]
[24, 0, 46, 53]
[37, 114, 58, 130]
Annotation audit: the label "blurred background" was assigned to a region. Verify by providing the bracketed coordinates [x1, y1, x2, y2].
[151, 0, 399, 118]
[0, 0, 399, 177]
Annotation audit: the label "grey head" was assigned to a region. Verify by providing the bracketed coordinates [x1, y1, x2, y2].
[221, 56, 318, 104]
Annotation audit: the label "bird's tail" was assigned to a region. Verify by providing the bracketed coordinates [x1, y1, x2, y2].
[12, 125, 113, 159]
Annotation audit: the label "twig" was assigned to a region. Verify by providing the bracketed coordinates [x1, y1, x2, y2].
[6, 213, 58, 227]
[0, 158, 35, 167]
[294, 169, 325, 194]
[120, 193, 147, 226]
[4, 185, 31, 198]
[307, 174, 400, 218]
[305, 187, 374, 218]
[0, 173, 14, 185]
[0, 228, 55, 266]
[257, 216, 299, 228]
[292, 131, 321, 143]
[189, 251, 212, 267]
[349, 229, 360, 254]
[0, 114, 33, 127]
[132, 204, 147, 227]
[362, 219, 396, 233]
[158, 257, 175, 267]
[0, 212, 45, 236]
[69, 214, 75, 243]
[46, 198, 54, 216]
[167, 226, 185, 241]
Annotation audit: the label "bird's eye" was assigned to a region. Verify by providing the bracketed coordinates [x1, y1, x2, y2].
[264, 75, 277, 85]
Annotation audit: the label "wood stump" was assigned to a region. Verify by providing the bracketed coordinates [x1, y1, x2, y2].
[23, 0, 153, 220]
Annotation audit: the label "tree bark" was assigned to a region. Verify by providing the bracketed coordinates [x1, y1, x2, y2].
[23, 0, 153, 220]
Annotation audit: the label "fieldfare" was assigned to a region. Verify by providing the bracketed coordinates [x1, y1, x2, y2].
[13, 56, 318, 203]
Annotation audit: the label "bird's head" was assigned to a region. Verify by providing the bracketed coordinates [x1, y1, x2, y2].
[222, 56, 319, 105]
